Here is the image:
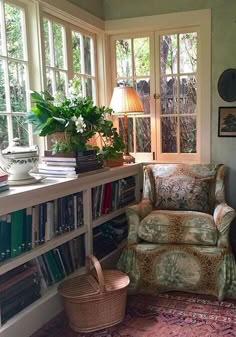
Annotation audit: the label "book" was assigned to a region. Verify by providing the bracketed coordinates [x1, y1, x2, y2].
[38, 163, 75, 172]
[0, 172, 8, 182]
[11, 209, 25, 257]
[0, 185, 9, 193]
[25, 208, 32, 251]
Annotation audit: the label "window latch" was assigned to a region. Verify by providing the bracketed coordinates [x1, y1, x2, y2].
[154, 93, 160, 100]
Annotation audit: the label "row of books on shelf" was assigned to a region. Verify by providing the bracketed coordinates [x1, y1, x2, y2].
[93, 214, 128, 259]
[92, 176, 136, 219]
[0, 192, 83, 262]
[0, 235, 85, 325]
[0, 172, 9, 193]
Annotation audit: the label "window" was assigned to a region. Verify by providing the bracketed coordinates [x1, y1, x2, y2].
[43, 17, 68, 97]
[72, 30, 96, 99]
[157, 31, 198, 161]
[110, 11, 210, 163]
[0, 0, 31, 149]
[111, 35, 154, 161]
[43, 16, 97, 101]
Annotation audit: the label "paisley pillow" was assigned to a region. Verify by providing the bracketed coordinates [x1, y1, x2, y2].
[154, 176, 214, 214]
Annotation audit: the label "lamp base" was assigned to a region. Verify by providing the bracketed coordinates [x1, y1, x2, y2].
[123, 153, 135, 164]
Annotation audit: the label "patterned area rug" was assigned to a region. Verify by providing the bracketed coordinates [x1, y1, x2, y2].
[32, 292, 236, 337]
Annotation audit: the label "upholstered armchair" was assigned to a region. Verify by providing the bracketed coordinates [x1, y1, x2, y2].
[118, 163, 236, 300]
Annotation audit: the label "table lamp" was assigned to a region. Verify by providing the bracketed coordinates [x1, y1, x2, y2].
[109, 86, 144, 164]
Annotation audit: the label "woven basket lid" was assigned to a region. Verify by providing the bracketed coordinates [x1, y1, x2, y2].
[102, 270, 130, 292]
[58, 256, 130, 299]
[58, 274, 100, 298]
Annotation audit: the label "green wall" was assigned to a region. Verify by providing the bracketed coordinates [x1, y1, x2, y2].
[103, 0, 236, 208]
[67, 0, 104, 19]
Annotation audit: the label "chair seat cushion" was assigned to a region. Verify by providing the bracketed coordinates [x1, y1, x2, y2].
[138, 210, 218, 245]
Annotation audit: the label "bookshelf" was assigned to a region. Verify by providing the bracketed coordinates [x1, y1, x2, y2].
[0, 163, 141, 337]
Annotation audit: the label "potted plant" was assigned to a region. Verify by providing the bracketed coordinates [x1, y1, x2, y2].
[97, 119, 125, 167]
[26, 82, 112, 155]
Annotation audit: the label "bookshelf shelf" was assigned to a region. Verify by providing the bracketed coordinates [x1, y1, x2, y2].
[0, 225, 87, 276]
[92, 204, 135, 228]
[0, 163, 141, 337]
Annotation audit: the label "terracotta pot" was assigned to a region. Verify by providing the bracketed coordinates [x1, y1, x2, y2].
[103, 153, 124, 168]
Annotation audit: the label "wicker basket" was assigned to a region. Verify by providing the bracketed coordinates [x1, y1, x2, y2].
[58, 255, 130, 332]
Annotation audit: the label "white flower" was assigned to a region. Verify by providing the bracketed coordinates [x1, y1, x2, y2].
[71, 115, 86, 133]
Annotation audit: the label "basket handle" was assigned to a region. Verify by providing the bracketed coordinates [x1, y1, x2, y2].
[85, 255, 105, 294]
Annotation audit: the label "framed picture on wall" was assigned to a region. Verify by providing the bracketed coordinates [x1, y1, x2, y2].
[218, 106, 236, 137]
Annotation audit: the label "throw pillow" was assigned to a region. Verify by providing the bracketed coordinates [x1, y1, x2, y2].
[154, 176, 214, 213]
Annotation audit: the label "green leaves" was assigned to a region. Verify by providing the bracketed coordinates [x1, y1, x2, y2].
[26, 89, 124, 155]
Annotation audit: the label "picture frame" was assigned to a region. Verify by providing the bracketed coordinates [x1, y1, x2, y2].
[218, 106, 236, 137]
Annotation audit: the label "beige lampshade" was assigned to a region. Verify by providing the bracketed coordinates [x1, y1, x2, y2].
[110, 86, 144, 114]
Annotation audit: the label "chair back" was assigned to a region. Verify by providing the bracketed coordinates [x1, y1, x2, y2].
[143, 163, 225, 213]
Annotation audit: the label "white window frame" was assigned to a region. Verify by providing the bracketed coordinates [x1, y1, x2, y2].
[0, 0, 34, 147]
[110, 32, 156, 162]
[106, 9, 211, 164]
[40, 7, 99, 104]
[41, 14, 69, 97]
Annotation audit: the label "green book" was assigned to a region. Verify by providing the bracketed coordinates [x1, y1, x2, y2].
[25, 207, 32, 251]
[0, 217, 4, 261]
[44, 251, 63, 283]
[11, 210, 24, 257]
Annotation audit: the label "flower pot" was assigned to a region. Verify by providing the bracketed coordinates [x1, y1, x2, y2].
[103, 153, 124, 168]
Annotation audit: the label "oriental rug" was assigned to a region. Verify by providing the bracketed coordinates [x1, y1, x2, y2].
[31, 292, 236, 337]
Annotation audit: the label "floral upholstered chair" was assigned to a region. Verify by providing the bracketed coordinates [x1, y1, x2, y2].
[118, 163, 236, 300]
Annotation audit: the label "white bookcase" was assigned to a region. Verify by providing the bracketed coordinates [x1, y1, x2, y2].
[0, 163, 141, 337]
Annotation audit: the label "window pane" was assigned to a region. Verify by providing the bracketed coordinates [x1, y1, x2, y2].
[134, 37, 150, 76]
[72, 31, 81, 73]
[160, 76, 178, 114]
[161, 117, 177, 153]
[85, 77, 92, 97]
[0, 5, 3, 55]
[43, 18, 50, 67]
[0, 115, 8, 150]
[135, 79, 150, 114]
[70, 75, 82, 96]
[117, 79, 133, 87]
[119, 117, 134, 152]
[116, 39, 132, 78]
[84, 36, 92, 75]
[180, 116, 196, 153]
[12, 115, 29, 146]
[180, 32, 197, 73]
[136, 117, 151, 152]
[160, 34, 177, 75]
[9, 61, 27, 112]
[55, 71, 66, 95]
[5, 3, 24, 60]
[53, 22, 64, 69]
[46, 68, 53, 95]
[180, 76, 197, 114]
[0, 59, 6, 111]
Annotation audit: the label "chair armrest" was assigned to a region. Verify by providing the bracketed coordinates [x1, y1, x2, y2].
[126, 198, 153, 244]
[213, 203, 236, 248]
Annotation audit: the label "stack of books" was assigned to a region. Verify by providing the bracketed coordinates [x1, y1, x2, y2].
[0, 172, 9, 193]
[36, 150, 103, 177]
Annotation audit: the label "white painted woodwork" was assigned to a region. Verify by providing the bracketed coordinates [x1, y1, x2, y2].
[0, 164, 141, 337]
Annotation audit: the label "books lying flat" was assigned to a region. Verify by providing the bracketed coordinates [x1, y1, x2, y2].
[38, 164, 76, 172]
